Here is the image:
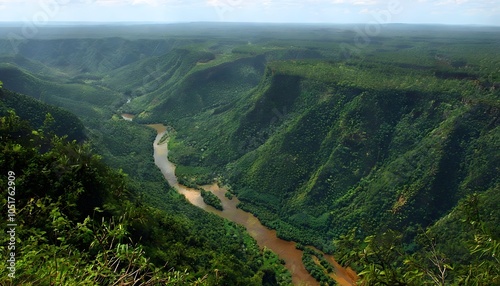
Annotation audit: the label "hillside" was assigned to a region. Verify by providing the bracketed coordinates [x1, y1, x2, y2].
[148, 26, 500, 249]
[0, 87, 85, 142]
[0, 63, 123, 119]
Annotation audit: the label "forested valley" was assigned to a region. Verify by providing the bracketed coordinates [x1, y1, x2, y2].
[0, 23, 499, 285]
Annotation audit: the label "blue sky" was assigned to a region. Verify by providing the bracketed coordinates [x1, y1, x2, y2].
[0, 0, 499, 26]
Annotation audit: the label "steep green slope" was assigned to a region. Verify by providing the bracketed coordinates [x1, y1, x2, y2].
[0, 64, 122, 119]
[159, 31, 500, 252]
[110, 47, 218, 119]
[0, 54, 67, 80]
[2, 38, 179, 75]
[150, 54, 266, 120]
[332, 184, 499, 285]
[0, 87, 85, 141]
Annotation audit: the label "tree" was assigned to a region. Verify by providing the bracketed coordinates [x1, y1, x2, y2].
[334, 192, 500, 285]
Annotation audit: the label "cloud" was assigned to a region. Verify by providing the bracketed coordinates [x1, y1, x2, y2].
[434, 0, 459, 6]
[0, 0, 498, 25]
[131, 0, 157, 4]
[465, 5, 500, 16]
[92, 0, 125, 5]
[352, 0, 378, 5]
[330, 0, 379, 3]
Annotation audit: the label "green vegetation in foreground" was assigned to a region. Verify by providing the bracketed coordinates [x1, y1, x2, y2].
[1, 109, 196, 284]
[200, 188, 223, 211]
[0, 91, 292, 284]
[334, 189, 499, 285]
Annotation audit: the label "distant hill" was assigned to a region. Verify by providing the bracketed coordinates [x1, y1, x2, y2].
[0, 86, 86, 141]
[0, 63, 122, 119]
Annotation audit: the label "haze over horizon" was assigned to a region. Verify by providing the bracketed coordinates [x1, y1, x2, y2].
[0, 0, 499, 26]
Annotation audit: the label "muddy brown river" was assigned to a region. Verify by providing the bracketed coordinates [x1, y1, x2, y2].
[148, 123, 357, 286]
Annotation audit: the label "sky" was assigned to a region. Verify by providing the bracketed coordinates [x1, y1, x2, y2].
[0, 0, 499, 26]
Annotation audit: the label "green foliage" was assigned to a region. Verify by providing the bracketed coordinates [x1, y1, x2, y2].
[175, 165, 214, 188]
[334, 190, 500, 285]
[0, 88, 86, 141]
[200, 188, 223, 211]
[0, 111, 196, 285]
[302, 248, 337, 285]
[0, 109, 289, 285]
[161, 28, 500, 253]
[260, 248, 292, 286]
[225, 191, 234, 200]
[0, 64, 122, 119]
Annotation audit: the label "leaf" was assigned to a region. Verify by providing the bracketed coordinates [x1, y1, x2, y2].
[36, 199, 44, 208]
[12, 144, 22, 152]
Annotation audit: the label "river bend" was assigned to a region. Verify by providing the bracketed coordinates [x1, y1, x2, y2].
[148, 123, 356, 286]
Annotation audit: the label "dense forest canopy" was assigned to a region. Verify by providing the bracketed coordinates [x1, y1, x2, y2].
[0, 23, 499, 285]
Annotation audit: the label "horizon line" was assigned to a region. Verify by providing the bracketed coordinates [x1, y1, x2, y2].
[0, 21, 499, 27]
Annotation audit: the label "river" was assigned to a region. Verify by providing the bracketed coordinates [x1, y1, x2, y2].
[147, 123, 357, 286]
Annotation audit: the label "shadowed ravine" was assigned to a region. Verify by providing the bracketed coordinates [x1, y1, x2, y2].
[148, 123, 357, 286]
